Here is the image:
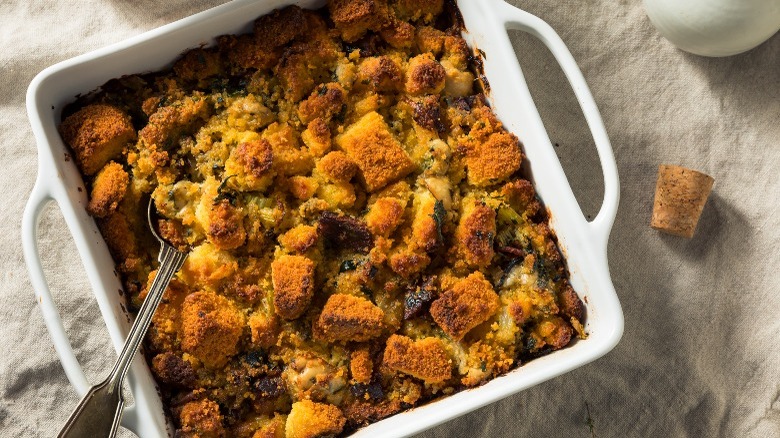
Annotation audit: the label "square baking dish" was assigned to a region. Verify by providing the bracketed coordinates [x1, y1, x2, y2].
[22, 0, 623, 436]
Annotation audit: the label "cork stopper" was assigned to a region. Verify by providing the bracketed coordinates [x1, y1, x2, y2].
[650, 165, 714, 238]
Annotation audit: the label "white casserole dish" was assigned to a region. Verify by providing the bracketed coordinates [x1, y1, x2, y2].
[22, 0, 623, 436]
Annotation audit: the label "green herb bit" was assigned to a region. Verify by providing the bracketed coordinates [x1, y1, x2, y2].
[431, 200, 446, 242]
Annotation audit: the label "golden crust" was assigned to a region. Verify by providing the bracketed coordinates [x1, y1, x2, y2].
[455, 198, 496, 268]
[87, 161, 128, 218]
[365, 197, 405, 237]
[464, 131, 523, 187]
[336, 111, 415, 192]
[316, 151, 358, 183]
[328, 0, 389, 42]
[248, 311, 280, 349]
[382, 335, 451, 383]
[350, 347, 373, 384]
[140, 94, 211, 149]
[181, 291, 245, 369]
[314, 294, 385, 342]
[59, 104, 135, 175]
[173, 48, 223, 82]
[279, 225, 319, 254]
[272, 255, 315, 320]
[285, 400, 345, 438]
[405, 54, 446, 96]
[429, 272, 500, 340]
[356, 56, 403, 92]
[178, 399, 225, 438]
[207, 200, 246, 250]
[298, 83, 347, 124]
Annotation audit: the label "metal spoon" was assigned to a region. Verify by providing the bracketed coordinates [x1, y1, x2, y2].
[58, 200, 187, 438]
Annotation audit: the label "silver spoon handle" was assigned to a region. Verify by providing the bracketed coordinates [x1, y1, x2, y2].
[107, 244, 186, 390]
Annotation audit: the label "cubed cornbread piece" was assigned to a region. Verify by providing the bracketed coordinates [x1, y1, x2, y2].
[336, 111, 414, 192]
[314, 294, 385, 342]
[263, 122, 314, 176]
[393, 0, 443, 22]
[356, 56, 404, 92]
[379, 18, 415, 49]
[288, 176, 320, 200]
[59, 104, 135, 175]
[87, 161, 128, 218]
[382, 335, 451, 384]
[301, 118, 331, 157]
[150, 352, 196, 388]
[178, 398, 225, 438]
[530, 316, 573, 351]
[365, 197, 405, 237]
[316, 151, 358, 183]
[272, 255, 315, 320]
[464, 131, 523, 186]
[430, 271, 500, 340]
[224, 139, 274, 192]
[298, 83, 347, 124]
[206, 200, 246, 250]
[181, 291, 245, 368]
[279, 225, 319, 254]
[139, 94, 211, 149]
[455, 198, 496, 268]
[500, 178, 541, 217]
[327, 0, 389, 42]
[249, 311, 280, 349]
[173, 48, 223, 82]
[405, 54, 446, 95]
[651, 164, 714, 238]
[285, 400, 346, 438]
[389, 249, 430, 278]
[350, 348, 373, 384]
[254, 5, 308, 50]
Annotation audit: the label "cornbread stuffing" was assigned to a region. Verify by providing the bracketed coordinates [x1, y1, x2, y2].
[59, 1, 586, 436]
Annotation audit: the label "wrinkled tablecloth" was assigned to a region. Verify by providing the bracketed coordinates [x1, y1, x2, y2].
[1, 1, 778, 436]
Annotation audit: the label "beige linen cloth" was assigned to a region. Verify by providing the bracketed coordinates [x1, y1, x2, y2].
[1, 0, 778, 436]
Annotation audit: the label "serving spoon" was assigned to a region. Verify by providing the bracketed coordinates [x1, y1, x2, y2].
[58, 200, 187, 438]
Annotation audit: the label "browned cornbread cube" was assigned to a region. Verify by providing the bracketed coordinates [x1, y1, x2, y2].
[272, 255, 315, 320]
[285, 400, 346, 438]
[382, 334, 452, 384]
[651, 164, 714, 238]
[430, 271, 500, 340]
[455, 198, 497, 268]
[365, 197, 405, 237]
[316, 151, 358, 183]
[248, 311, 280, 349]
[181, 291, 245, 369]
[336, 111, 415, 192]
[87, 161, 128, 218]
[356, 56, 404, 92]
[178, 398, 225, 438]
[405, 54, 446, 95]
[328, 0, 389, 42]
[59, 104, 135, 175]
[350, 348, 373, 384]
[139, 94, 211, 149]
[464, 131, 523, 187]
[278, 224, 319, 254]
[314, 294, 385, 342]
[298, 82, 347, 124]
[206, 200, 246, 250]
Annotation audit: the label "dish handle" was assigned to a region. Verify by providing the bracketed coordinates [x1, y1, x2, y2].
[493, 0, 620, 248]
[21, 179, 91, 397]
